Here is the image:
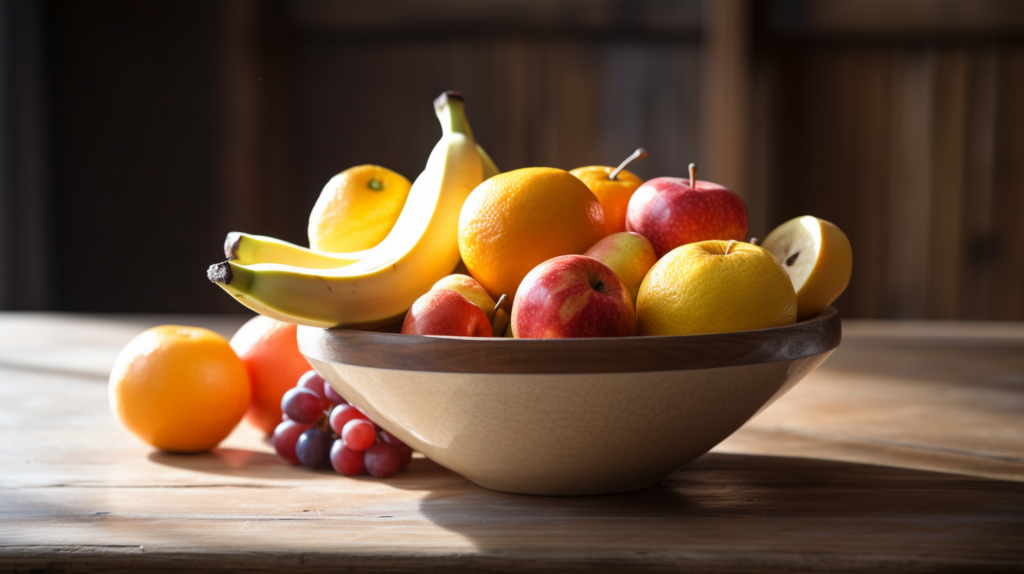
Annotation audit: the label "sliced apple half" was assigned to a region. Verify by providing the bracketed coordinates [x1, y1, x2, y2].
[761, 216, 852, 321]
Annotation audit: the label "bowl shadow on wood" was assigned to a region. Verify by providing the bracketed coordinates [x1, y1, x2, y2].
[412, 451, 1024, 563]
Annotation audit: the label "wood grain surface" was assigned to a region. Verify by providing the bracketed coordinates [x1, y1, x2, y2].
[1, 313, 1023, 572]
[304, 307, 841, 374]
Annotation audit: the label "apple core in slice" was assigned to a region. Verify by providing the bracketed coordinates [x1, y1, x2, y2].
[761, 216, 852, 322]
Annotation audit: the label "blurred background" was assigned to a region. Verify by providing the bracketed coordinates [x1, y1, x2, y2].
[0, 0, 1022, 319]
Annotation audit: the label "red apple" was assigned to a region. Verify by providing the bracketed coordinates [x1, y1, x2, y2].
[511, 255, 636, 339]
[625, 164, 748, 258]
[401, 289, 493, 337]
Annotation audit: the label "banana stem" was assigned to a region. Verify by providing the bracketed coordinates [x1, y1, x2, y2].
[434, 91, 474, 139]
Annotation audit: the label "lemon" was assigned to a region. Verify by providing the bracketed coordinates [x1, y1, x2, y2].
[636, 240, 797, 336]
[761, 216, 852, 321]
[308, 165, 412, 252]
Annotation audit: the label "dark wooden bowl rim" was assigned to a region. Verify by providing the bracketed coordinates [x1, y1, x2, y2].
[299, 307, 841, 375]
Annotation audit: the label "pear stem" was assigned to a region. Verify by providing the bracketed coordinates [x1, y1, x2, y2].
[689, 163, 697, 188]
[609, 148, 648, 181]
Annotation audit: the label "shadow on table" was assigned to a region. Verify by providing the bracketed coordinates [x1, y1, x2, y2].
[411, 451, 1024, 563]
[146, 448, 333, 480]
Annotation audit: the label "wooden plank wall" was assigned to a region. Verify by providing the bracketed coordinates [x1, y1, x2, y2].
[7, 0, 1023, 319]
[763, 3, 1024, 320]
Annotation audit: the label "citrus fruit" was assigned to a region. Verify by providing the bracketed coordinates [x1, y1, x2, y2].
[230, 316, 311, 436]
[636, 240, 797, 336]
[569, 166, 643, 235]
[109, 325, 250, 453]
[458, 167, 606, 301]
[760, 216, 853, 321]
[308, 164, 412, 252]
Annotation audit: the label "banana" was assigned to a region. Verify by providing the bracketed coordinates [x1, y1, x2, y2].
[223, 92, 498, 270]
[225, 232, 366, 269]
[434, 91, 500, 180]
[208, 93, 485, 328]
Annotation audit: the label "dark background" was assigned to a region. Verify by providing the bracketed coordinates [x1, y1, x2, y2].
[1, 0, 1023, 319]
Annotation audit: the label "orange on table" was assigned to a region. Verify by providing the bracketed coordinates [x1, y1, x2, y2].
[458, 167, 606, 301]
[569, 166, 643, 235]
[109, 325, 250, 453]
[230, 316, 311, 436]
[308, 164, 412, 252]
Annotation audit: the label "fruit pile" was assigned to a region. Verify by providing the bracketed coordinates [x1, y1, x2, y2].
[274, 370, 412, 477]
[109, 90, 853, 473]
[206, 91, 852, 340]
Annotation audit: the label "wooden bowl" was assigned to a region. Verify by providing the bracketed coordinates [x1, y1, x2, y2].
[298, 307, 841, 496]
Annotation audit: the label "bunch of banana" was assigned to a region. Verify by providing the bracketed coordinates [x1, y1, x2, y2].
[208, 92, 494, 329]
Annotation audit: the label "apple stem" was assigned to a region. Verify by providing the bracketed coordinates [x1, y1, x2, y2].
[725, 240, 737, 255]
[749, 237, 759, 246]
[609, 148, 648, 181]
[689, 163, 696, 188]
[493, 294, 507, 315]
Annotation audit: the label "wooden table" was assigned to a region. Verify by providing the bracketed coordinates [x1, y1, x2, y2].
[2, 313, 1022, 572]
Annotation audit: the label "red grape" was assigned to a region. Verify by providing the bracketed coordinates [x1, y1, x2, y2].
[396, 445, 413, 471]
[378, 429, 405, 447]
[297, 370, 326, 397]
[323, 382, 346, 405]
[271, 420, 311, 464]
[364, 443, 401, 478]
[298, 370, 333, 410]
[395, 444, 411, 470]
[329, 404, 371, 434]
[295, 428, 332, 469]
[282, 387, 323, 424]
[330, 440, 364, 475]
[342, 419, 376, 451]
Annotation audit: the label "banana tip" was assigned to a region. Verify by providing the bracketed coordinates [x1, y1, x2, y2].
[207, 261, 233, 285]
[433, 90, 464, 112]
[224, 232, 242, 260]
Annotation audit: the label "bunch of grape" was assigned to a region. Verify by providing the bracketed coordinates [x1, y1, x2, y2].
[271, 370, 413, 478]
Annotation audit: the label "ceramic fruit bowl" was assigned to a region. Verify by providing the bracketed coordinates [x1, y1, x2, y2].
[297, 307, 841, 496]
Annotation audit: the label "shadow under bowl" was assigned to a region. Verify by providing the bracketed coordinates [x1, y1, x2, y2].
[298, 307, 841, 496]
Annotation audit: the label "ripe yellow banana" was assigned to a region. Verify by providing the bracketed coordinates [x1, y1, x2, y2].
[225, 232, 365, 269]
[224, 92, 498, 271]
[435, 91, 500, 180]
[208, 93, 485, 328]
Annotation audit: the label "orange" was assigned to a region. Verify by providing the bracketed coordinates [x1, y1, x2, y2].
[636, 240, 797, 336]
[230, 316, 312, 436]
[569, 166, 643, 235]
[308, 164, 412, 252]
[458, 167, 606, 301]
[109, 325, 250, 453]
